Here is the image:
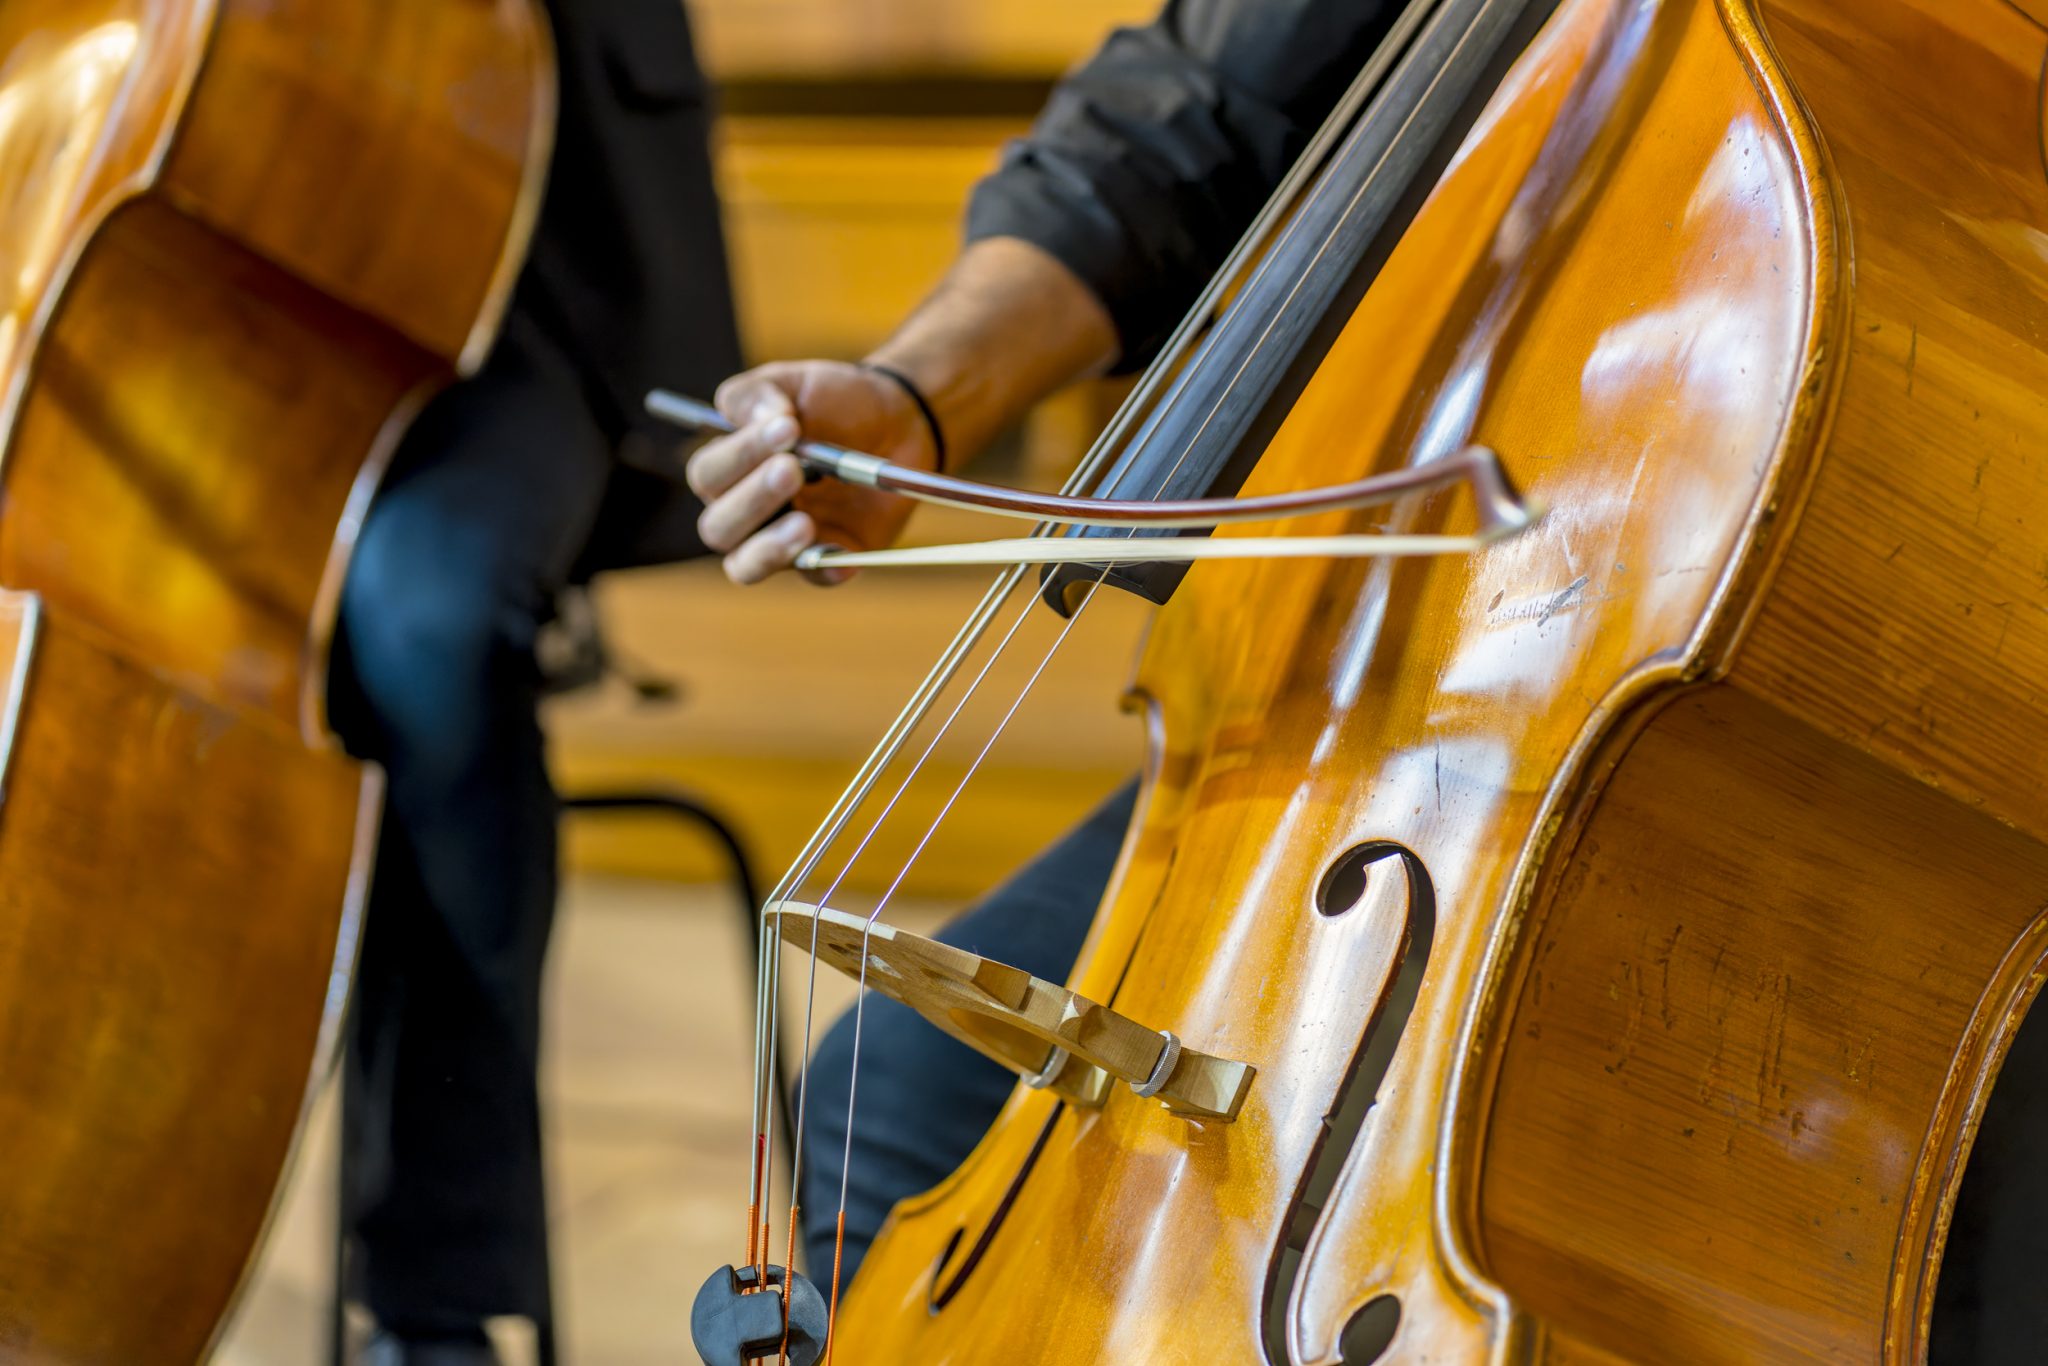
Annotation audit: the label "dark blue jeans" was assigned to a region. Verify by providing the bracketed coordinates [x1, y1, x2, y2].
[798, 779, 1137, 1288]
[328, 320, 625, 1329]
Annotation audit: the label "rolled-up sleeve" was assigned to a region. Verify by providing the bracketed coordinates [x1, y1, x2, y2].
[966, 0, 1398, 370]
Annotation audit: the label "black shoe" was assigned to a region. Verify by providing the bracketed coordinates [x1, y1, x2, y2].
[357, 1329, 503, 1366]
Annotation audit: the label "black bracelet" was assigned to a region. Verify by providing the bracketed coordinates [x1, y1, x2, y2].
[863, 362, 948, 473]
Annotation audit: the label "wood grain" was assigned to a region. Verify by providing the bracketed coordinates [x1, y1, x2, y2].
[0, 0, 549, 1357]
[830, 0, 1833, 1358]
[1482, 685, 2048, 1362]
[816, 0, 2048, 1360]
[0, 596, 373, 1363]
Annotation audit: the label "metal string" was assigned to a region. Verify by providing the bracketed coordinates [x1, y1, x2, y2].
[739, 0, 1432, 1322]
[771, 578, 1048, 1290]
[821, 569, 1108, 1361]
[742, 561, 1035, 1266]
[790, 105, 1365, 1353]
[793, 120, 1378, 1312]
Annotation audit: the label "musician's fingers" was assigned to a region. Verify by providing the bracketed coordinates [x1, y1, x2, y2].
[697, 452, 803, 553]
[713, 367, 799, 428]
[723, 508, 817, 585]
[687, 410, 800, 501]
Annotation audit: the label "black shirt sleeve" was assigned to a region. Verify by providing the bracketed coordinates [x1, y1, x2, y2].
[965, 0, 1398, 372]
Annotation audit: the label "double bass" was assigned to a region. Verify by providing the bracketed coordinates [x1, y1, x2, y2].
[686, 0, 2048, 1359]
[0, 1, 548, 1358]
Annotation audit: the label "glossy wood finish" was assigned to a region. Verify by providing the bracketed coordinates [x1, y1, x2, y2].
[0, 0, 203, 431]
[0, 591, 374, 1360]
[1477, 2, 2048, 1359]
[1481, 686, 2048, 1362]
[0, 2, 548, 1359]
[1, 199, 441, 732]
[827, 0, 2048, 1360]
[163, 0, 550, 367]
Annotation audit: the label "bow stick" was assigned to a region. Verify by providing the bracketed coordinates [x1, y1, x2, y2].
[645, 390, 1541, 570]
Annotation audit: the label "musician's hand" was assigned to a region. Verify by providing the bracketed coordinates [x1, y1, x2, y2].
[688, 361, 938, 586]
[689, 240, 1116, 585]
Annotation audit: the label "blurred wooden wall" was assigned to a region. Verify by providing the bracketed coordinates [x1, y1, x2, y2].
[706, 0, 1152, 478]
[693, 0, 1160, 76]
[551, 0, 1159, 902]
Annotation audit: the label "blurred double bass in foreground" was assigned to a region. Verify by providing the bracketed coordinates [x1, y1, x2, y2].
[723, 0, 2048, 1361]
[0, 0, 548, 1358]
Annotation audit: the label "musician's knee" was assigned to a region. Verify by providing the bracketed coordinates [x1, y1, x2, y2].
[334, 493, 541, 759]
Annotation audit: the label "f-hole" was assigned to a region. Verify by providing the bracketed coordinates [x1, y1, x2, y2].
[1263, 842, 1435, 1364]
[1338, 1295, 1403, 1362]
[1930, 959, 2048, 1359]
[926, 1104, 1064, 1312]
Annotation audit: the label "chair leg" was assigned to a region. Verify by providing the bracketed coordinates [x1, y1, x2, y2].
[327, 789, 789, 1364]
[329, 1206, 349, 1366]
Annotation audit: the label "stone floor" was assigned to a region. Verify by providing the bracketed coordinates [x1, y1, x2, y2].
[215, 876, 949, 1365]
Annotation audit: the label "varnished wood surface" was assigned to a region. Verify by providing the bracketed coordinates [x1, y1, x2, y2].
[1482, 685, 2048, 1361]
[1729, 0, 2048, 848]
[0, 595, 372, 1363]
[833, 0, 1827, 1358]
[821, 0, 2048, 1361]
[161, 0, 549, 368]
[0, 0, 549, 1357]
[0, 0, 206, 433]
[0, 199, 439, 733]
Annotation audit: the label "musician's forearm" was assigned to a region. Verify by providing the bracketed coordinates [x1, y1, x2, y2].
[864, 236, 1119, 467]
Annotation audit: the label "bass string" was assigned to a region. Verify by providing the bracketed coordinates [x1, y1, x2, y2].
[820, 565, 1110, 1361]
[798, 143, 1412, 1338]
[744, 282, 1215, 1274]
[772, 579, 1050, 1277]
[800, 128, 1372, 1309]
[742, 562, 1035, 1272]
[795, 167, 1345, 1324]
[740, 0, 1418, 1289]
[797, 240, 1304, 1324]
[781, 125, 1364, 1336]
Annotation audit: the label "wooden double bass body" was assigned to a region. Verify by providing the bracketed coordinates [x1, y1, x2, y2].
[0, 1, 548, 1358]
[832, 0, 2048, 1360]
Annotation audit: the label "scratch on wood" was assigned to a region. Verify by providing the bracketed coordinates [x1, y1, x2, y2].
[1538, 574, 1592, 626]
[1757, 969, 1791, 1121]
[1653, 923, 1684, 1031]
[1698, 942, 1734, 1110]
[1495, 576, 1609, 624]
[1906, 325, 1918, 396]
[1606, 959, 1645, 1075]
